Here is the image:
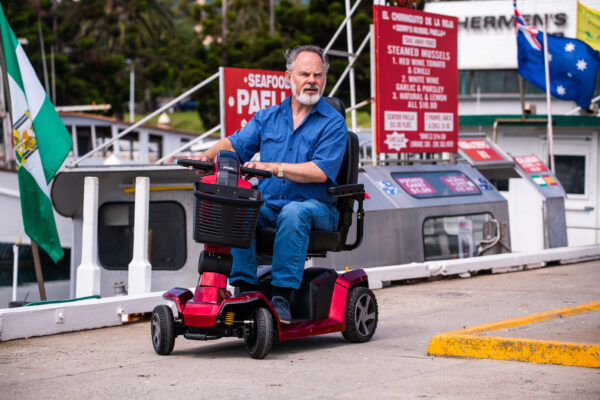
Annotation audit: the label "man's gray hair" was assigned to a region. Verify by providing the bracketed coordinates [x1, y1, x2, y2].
[284, 45, 329, 73]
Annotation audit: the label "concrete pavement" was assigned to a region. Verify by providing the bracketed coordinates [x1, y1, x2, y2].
[0, 260, 598, 399]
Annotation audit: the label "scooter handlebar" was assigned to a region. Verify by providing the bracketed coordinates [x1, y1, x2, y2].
[177, 158, 272, 178]
[241, 166, 272, 179]
[177, 158, 214, 171]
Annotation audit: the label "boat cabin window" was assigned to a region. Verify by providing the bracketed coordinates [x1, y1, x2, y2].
[423, 213, 493, 261]
[95, 126, 114, 158]
[74, 126, 92, 156]
[0, 244, 70, 287]
[553, 155, 585, 195]
[98, 201, 186, 270]
[148, 135, 163, 162]
[118, 131, 139, 161]
[391, 171, 481, 199]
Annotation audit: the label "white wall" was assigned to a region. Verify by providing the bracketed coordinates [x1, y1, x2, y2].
[426, 0, 600, 70]
[495, 126, 600, 246]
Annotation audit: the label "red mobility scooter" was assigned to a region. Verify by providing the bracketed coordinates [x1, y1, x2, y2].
[151, 105, 377, 359]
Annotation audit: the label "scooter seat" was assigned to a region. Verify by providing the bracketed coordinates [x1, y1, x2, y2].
[255, 226, 341, 257]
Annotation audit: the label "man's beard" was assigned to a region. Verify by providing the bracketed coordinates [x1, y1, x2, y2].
[290, 79, 324, 106]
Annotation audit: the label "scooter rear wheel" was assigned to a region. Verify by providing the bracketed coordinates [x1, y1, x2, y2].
[244, 307, 274, 359]
[151, 305, 176, 355]
[342, 286, 378, 343]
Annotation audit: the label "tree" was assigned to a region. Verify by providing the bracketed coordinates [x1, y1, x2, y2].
[3, 0, 375, 126]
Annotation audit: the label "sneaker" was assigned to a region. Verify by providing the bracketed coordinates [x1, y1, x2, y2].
[271, 296, 291, 324]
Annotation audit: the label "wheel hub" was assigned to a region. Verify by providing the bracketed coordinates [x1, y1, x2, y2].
[152, 314, 161, 346]
[355, 293, 376, 335]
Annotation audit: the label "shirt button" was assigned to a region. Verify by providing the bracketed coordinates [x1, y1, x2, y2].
[289, 148, 292, 151]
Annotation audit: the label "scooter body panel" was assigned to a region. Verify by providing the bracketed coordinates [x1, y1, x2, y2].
[163, 287, 193, 315]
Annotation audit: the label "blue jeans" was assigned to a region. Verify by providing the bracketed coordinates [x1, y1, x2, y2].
[230, 199, 339, 290]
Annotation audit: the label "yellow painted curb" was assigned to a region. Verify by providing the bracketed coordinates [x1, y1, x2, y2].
[427, 300, 600, 368]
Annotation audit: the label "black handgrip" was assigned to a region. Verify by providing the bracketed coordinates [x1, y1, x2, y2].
[241, 166, 272, 178]
[177, 158, 214, 171]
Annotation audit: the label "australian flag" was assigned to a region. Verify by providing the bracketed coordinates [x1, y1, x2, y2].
[514, 1, 600, 109]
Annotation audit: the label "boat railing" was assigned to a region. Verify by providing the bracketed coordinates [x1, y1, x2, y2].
[68, 72, 220, 168]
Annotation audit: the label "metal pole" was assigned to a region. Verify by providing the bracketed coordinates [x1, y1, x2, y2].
[221, 0, 227, 64]
[71, 125, 78, 157]
[50, 48, 55, 104]
[519, 75, 525, 119]
[345, 98, 372, 114]
[51, 0, 57, 104]
[12, 237, 21, 302]
[156, 124, 221, 164]
[0, 51, 10, 167]
[323, 0, 362, 56]
[543, 16, 555, 173]
[37, 17, 50, 96]
[219, 67, 225, 139]
[269, 0, 275, 37]
[70, 71, 220, 167]
[345, 0, 357, 132]
[129, 62, 135, 123]
[329, 32, 371, 97]
[0, 18, 14, 168]
[370, 24, 377, 166]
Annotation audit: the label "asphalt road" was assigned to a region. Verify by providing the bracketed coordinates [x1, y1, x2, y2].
[1, 260, 599, 399]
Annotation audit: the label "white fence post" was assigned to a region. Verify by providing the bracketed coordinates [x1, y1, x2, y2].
[76, 177, 101, 297]
[12, 238, 21, 302]
[128, 177, 152, 295]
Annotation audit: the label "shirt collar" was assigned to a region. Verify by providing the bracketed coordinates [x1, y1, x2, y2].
[313, 96, 330, 117]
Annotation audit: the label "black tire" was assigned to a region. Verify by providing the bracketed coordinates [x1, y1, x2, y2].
[244, 307, 274, 359]
[151, 305, 176, 355]
[342, 286, 378, 343]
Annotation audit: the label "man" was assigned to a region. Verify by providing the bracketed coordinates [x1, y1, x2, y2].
[195, 45, 347, 323]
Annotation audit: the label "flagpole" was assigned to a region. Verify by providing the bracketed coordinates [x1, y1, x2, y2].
[0, 20, 13, 160]
[543, 16, 555, 174]
[0, 20, 12, 168]
[31, 241, 47, 301]
[0, 18, 48, 302]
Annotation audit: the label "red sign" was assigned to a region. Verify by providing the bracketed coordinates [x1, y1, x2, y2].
[373, 5, 458, 153]
[458, 139, 504, 162]
[396, 176, 436, 195]
[441, 175, 478, 193]
[221, 67, 291, 137]
[514, 154, 548, 173]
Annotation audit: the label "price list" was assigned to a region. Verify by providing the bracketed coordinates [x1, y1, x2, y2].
[374, 5, 458, 153]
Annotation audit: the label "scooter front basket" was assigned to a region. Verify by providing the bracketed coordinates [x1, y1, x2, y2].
[193, 182, 263, 248]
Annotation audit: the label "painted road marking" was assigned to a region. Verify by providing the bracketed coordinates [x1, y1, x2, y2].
[427, 300, 600, 368]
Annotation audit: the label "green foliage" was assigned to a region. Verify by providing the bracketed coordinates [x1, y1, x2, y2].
[135, 111, 205, 132]
[3, 0, 374, 128]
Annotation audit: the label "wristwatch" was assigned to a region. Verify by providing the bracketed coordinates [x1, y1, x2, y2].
[277, 163, 284, 178]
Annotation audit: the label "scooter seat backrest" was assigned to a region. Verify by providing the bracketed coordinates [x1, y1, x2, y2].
[323, 97, 358, 187]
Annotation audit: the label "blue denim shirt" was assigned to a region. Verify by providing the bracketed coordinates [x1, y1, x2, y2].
[229, 96, 347, 209]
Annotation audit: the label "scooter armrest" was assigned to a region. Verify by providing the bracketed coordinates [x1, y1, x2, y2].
[327, 184, 364, 198]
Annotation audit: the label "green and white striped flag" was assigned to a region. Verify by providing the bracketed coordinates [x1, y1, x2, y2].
[0, 6, 72, 263]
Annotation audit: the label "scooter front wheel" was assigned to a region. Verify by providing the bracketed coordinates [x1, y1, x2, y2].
[244, 307, 274, 359]
[342, 286, 378, 343]
[151, 305, 176, 355]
